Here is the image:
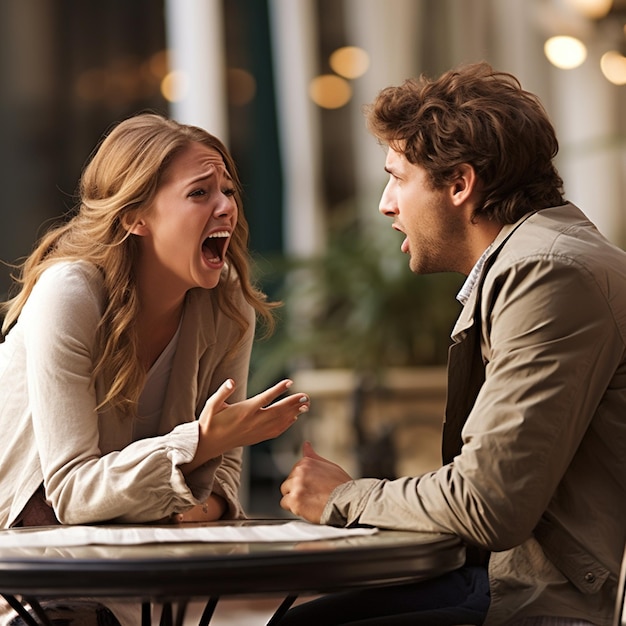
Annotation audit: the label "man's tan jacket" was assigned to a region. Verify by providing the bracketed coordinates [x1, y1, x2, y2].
[323, 203, 626, 625]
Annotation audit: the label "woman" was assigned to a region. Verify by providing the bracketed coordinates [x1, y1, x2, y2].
[0, 113, 309, 624]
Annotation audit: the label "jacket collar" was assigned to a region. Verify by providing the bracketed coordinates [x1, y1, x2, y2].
[450, 209, 538, 339]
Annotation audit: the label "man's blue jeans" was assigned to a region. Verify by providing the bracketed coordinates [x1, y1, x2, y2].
[275, 565, 490, 625]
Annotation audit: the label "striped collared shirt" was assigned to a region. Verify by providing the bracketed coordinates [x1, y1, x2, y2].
[456, 245, 492, 305]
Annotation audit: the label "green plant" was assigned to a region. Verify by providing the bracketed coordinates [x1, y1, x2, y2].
[249, 226, 463, 393]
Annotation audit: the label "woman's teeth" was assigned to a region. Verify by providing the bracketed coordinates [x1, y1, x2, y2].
[203, 232, 230, 262]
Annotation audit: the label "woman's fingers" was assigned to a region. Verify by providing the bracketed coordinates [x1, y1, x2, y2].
[245, 378, 310, 415]
[195, 379, 310, 460]
[265, 390, 310, 417]
[249, 378, 294, 409]
[206, 378, 236, 409]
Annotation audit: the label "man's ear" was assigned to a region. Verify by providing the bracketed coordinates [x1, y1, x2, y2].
[449, 163, 478, 206]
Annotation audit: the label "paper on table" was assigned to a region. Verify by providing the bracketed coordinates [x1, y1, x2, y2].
[0, 522, 377, 548]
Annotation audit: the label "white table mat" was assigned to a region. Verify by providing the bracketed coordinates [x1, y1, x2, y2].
[0, 521, 377, 548]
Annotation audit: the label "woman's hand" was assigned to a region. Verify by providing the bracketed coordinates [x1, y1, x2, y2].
[180, 378, 309, 474]
[170, 494, 227, 523]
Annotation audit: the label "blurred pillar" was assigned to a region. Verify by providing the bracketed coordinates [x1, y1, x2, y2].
[496, 0, 623, 243]
[164, 0, 228, 140]
[550, 43, 623, 242]
[491, 0, 551, 95]
[231, 0, 284, 257]
[0, 0, 57, 299]
[268, 0, 325, 257]
[344, 0, 424, 230]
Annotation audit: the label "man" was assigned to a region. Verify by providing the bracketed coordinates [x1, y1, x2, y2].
[279, 62, 626, 625]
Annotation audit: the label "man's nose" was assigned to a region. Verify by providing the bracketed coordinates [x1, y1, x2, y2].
[378, 184, 397, 217]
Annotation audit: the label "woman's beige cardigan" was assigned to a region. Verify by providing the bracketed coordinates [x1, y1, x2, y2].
[0, 260, 254, 527]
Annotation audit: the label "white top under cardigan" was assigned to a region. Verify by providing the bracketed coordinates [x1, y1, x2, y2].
[133, 321, 181, 441]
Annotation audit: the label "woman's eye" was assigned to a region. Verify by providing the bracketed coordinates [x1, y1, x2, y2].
[189, 189, 206, 197]
[222, 188, 236, 197]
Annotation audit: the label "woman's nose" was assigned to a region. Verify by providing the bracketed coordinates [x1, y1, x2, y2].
[214, 195, 236, 218]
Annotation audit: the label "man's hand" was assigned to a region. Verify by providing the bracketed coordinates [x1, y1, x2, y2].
[280, 441, 352, 523]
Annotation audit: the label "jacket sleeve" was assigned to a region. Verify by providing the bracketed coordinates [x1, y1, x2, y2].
[322, 255, 625, 551]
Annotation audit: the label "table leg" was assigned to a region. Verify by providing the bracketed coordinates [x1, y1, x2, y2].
[1, 595, 41, 626]
[265, 595, 297, 625]
[174, 600, 188, 626]
[160, 602, 173, 626]
[198, 597, 218, 626]
[139, 598, 214, 626]
[22, 598, 53, 626]
[142, 601, 152, 626]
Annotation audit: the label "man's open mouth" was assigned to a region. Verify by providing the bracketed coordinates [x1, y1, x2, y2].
[202, 231, 230, 263]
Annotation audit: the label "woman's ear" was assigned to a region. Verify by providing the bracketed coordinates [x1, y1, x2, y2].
[120, 213, 149, 236]
[449, 163, 478, 206]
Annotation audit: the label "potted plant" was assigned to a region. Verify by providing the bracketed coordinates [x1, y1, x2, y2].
[250, 225, 462, 389]
[247, 223, 462, 488]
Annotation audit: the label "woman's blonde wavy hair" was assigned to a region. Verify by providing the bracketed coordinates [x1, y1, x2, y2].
[1, 112, 276, 415]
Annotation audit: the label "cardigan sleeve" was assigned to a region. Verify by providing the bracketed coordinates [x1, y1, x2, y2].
[21, 262, 233, 524]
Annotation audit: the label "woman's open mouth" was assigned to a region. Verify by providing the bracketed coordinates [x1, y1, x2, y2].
[202, 231, 230, 264]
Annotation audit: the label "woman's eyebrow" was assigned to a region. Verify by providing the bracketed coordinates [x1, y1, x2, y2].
[186, 163, 219, 185]
[186, 167, 234, 187]
[187, 171, 215, 185]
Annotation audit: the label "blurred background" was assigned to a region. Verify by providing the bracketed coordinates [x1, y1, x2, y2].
[1, 0, 625, 516]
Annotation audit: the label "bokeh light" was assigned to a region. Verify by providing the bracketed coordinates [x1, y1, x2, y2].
[329, 46, 370, 79]
[544, 35, 588, 69]
[600, 50, 626, 84]
[309, 74, 352, 109]
[227, 68, 257, 106]
[563, 0, 613, 20]
[161, 70, 188, 102]
[147, 50, 169, 81]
